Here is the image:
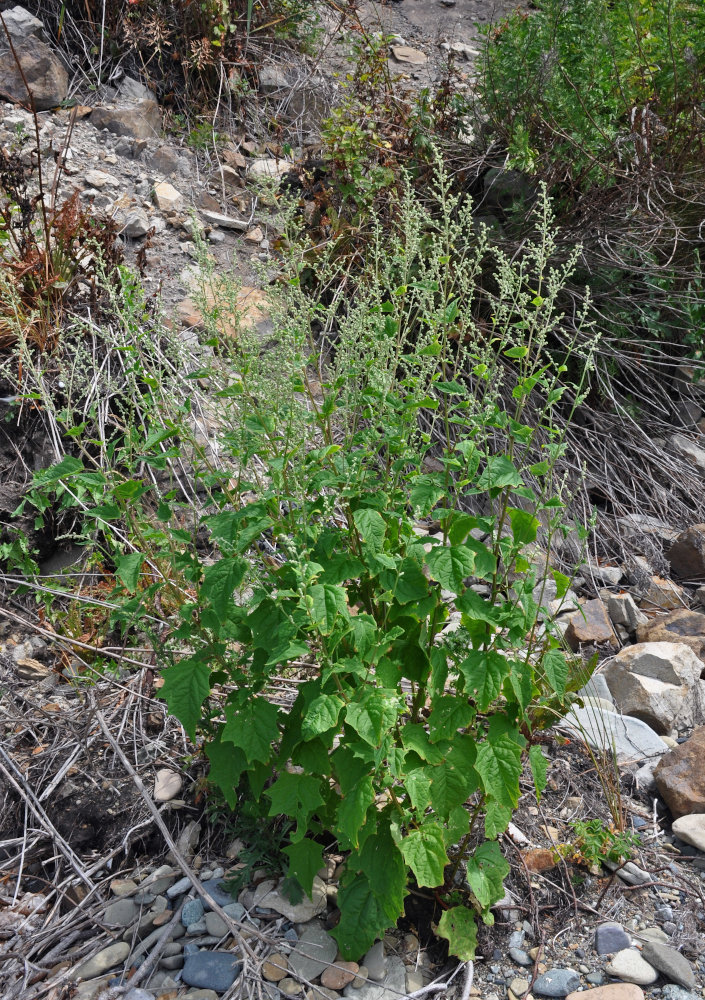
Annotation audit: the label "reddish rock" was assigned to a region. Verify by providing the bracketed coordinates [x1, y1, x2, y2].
[564, 598, 618, 651]
[321, 961, 359, 990]
[566, 986, 644, 1000]
[654, 726, 705, 818]
[636, 609, 705, 660]
[668, 524, 705, 579]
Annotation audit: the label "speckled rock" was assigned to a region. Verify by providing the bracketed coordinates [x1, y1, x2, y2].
[533, 968, 581, 996]
[605, 949, 658, 985]
[182, 951, 242, 993]
[640, 941, 695, 988]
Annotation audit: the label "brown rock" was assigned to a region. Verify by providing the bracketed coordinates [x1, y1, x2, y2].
[564, 598, 617, 650]
[668, 524, 705, 579]
[566, 986, 644, 1000]
[176, 285, 269, 338]
[262, 953, 288, 982]
[522, 848, 558, 873]
[654, 726, 705, 817]
[637, 609, 705, 660]
[0, 38, 68, 110]
[638, 575, 687, 610]
[90, 99, 162, 139]
[321, 961, 359, 990]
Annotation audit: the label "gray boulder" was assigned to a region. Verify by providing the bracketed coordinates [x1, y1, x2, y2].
[90, 99, 161, 140]
[560, 704, 668, 764]
[0, 27, 67, 110]
[601, 642, 705, 734]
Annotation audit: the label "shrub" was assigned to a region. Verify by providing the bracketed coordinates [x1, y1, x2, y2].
[478, 0, 705, 188]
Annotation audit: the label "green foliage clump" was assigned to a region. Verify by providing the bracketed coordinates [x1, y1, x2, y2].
[479, 0, 705, 186]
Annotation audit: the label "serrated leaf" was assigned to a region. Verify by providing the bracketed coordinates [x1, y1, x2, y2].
[222, 698, 279, 763]
[475, 734, 522, 809]
[206, 735, 247, 809]
[427, 759, 471, 817]
[459, 650, 510, 712]
[345, 690, 400, 748]
[543, 647, 569, 696]
[353, 508, 386, 551]
[477, 455, 522, 491]
[484, 798, 513, 840]
[394, 558, 429, 604]
[466, 841, 509, 911]
[508, 507, 539, 544]
[551, 568, 571, 599]
[425, 544, 475, 594]
[427, 695, 473, 741]
[529, 745, 548, 803]
[337, 776, 375, 848]
[115, 552, 143, 593]
[346, 614, 378, 658]
[399, 822, 448, 887]
[332, 875, 389, 960]
[201, 557, 247, 620]
[301, 694, 344, 740]
[404, 769, 432, 813]
[284, 839, 324, 898]
[160, 656, 210, 741]
[409, 474, 446, 516]
[308, 583, 348, 635]
[266, 771, 324, 834]
[437, 906, 477, 960]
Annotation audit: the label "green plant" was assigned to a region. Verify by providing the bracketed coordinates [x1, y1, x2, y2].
[138, 174, 596, 960]
[478, 0, 705, 188]
[10, 170, 597, 961]
[569, 818, 639, 869]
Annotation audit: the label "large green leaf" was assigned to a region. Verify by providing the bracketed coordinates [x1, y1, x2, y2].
[484, 799, 513, 840]
[529, 745, 548, 803]
[403, 769, 433, 813]
[425, 544, 475, 594]
[465, 841, 509, 911]
[266, 771, 324, 833]
[353, 508, 386, 551]
[345, 690, 400, 748]
[394, 558, 429, 604]
[222, 698, 279, 763]
[459, 650, 510, 712]
[543, 647, 569, 696]
[301, 694, 344, 740]
[427, 696, 474, 741]
[115, 552, 144, 594]
[399, 822, 448, 887]
[201, 557, 248, 620]
[409, 474, 446, 516]
[437, 906, 477, 961]
[508, 507, 540, 544]
[477, 455, 522, 492]
[333, 874, 389, 960]
[205, 735, 247, 809]
[284, 839, 324, 898]
[308, 583, 348, 635]
[475, 734, 522, 809]
[427, 759, 471, 817]
[337, 775, 375, 848]
[160, 656, 210, 740]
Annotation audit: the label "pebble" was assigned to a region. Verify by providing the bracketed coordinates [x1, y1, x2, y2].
[74, 942, 130, 981]
[351, 964, 369, 988]
[510, 978, 530, 997]
[605, 949, 658, 985]
[288, 924, 338, 981]
[640, 942, 696, 989]
[586, 973, 607, 985]
[279, 978, 304, 995]
[110, 878, 138, 898]
[222, 902, 246, 921]
[509, 948, 533, 966]
[187, 918, 208, 935]
[655, 904, 674, 922]
[508, 930, 526, 950]
[595, 922, 632, 955]
[160, 953, 185, 970]
[167, 875, 193, 898]
[321, 961, 359, 989]
[661, 987, 702, 1000]
[182, 992, 219, 1000]
[103, 898, 138, 928]
[204, 911, 229, 937]
[263, 953, 289, 981]
[200, 878, 236, 908]
[671, 814, 705, 853]
[123, 991, 155, 1000]
[363, 941, 386, 981]
[565, 987, 645, 1000]
[532, 969, 581, 997]
[182, 951, 242, 992]
[405, 969, 426, 993]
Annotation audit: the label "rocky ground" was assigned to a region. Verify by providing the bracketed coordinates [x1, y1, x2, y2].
[2, 4, 705, 1000]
